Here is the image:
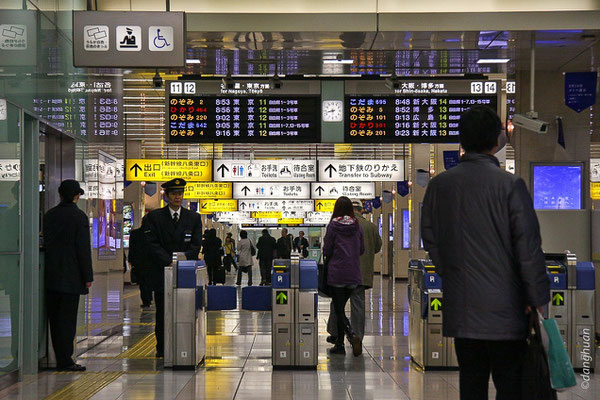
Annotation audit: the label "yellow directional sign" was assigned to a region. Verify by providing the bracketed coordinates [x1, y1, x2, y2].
[591, 183, 600, 200]
[314, 199, 336, 212]
[125, 159, 212, 182]
[277, 218, 303, 225]
[199, 199, 237, 214]
[252, 211, 282, 219]
[184, 182, 232, 199]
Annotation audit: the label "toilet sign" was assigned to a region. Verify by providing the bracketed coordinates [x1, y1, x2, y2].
[214, 160, 316, 182]
[233, 182, 310, 199]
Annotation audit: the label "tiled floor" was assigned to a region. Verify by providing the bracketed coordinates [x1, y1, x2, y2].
[0, 269, 598, 400]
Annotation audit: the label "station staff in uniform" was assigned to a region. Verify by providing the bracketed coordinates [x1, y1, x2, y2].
[143, 178, 202, 357]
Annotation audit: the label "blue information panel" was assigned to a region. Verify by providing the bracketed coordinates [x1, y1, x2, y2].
[402, 209, 410, 249]
[532, 165, 582, 210]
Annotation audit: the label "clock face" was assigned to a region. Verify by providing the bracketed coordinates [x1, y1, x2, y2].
[322, 100, 343, 122]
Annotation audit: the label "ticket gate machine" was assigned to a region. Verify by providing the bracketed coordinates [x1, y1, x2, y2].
[272, 256, 318, 369]
[164, 256, 208, 369]
[408, 259, 457, 369]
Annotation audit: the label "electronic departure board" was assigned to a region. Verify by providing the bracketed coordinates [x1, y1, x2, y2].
[166, 80, 321, 143]
[345, 80, 500, 143]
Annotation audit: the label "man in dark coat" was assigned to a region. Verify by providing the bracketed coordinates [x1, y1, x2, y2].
[128, 218, 153, 307]
[421, 106, 550, 400]
[276, 228, 292, 259]
[143, 178, 202, 357]
[293, 230, 310, 258]
[256, 229, 277, 285]
[43, 179, 93, 371]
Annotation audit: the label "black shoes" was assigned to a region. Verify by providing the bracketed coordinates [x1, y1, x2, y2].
[57, 363, 86, 372]
[328, 345, 346, 355]
[156, 351, 164, 358]
[326, 335, 337, 344]
[350, 335, 362, 356]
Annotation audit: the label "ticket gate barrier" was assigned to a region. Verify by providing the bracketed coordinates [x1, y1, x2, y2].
[407, 259, 457, 369]
[271, 256, 318, 369]
[164, 256, 208, 369]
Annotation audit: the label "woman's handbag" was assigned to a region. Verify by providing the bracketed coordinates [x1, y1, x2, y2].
[318, 256, 331, 298]
[541, 317, 577, 390]
[521, 311, 558, 400]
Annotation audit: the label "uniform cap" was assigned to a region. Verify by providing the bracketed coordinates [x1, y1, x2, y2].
[161, 178, 187, 193]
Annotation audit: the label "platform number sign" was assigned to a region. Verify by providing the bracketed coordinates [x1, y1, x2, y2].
[183, 82, 196, 94]
[484, 82, 497, 94]
[506, 81, 516, 94]
[170, 81, 182, 94]
[471, 82, 483, 94]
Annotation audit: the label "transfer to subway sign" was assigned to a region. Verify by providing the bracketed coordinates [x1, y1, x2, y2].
[184, 182, 232, 199]
[318, 160, 404, 181]
[199, 199, 237, 213]
[126, 159, 212, 182]
[214, 160, 316, 182]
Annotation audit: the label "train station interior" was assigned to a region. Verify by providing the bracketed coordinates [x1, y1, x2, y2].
[0, 1, 600, 399]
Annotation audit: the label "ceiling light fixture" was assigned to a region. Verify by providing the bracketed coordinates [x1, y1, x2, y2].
[186, 59, 201, 64]
[476, 58, 510, 64]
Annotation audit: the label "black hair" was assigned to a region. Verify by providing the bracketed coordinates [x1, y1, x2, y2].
[459, 106, 502, 153]
[58, 188, 76, 203]
[240, 230, 248, 239]
[331, 196, 356, 221]
[262, 229, 268, 235]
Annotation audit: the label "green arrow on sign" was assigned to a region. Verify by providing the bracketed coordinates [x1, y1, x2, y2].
[552, 292, 564, 306]
[276, 291, 287, 305]
[430, 298, 442, 311]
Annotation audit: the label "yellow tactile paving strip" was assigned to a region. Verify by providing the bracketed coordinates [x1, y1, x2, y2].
[44, 372, 123, 400]
[116, 333, 158, 359]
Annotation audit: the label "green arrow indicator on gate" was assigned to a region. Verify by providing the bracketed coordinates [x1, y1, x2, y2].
[430, 298, 442, 311]
[276, 291, 288, 305]
[552, 292, 564, 306]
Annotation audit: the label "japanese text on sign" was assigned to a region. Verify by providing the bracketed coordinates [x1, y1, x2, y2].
[184, 182, 232, 199]
[125, 159, 212, 181]
[199, 199, 237, 213]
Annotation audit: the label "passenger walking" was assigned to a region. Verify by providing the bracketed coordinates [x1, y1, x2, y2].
[236, 230, 255, 286]
[421, 106, 550, 400]
[223, 235, 237, 273]
[323, 196, 365, 356]
[43, 180, 93, 371]
[276, 228, 292, 259]
[327, 200, 381, 343]
[128, 219, 153, 307]
[202, 228, 223, 285]
[293, 230, 310, 258]
[143, 178, 202, 358]
[256, 229, 277, 285]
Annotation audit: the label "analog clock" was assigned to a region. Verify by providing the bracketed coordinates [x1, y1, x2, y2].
[322, 100, 343, 122]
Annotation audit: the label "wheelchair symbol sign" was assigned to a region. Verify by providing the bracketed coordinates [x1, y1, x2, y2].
[149, 26, 174, 52]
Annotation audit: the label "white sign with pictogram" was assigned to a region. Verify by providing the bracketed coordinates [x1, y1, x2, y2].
[237, 199, 314, 213]
[214, 160, 316, 182]
[304, 211, 332, 225]
[233, 182, 310, 199]
[0, 160, 20, 181]
[213, 211, 254, 224]
[318, 160, 404, 182]
[311, 182, 375, 199]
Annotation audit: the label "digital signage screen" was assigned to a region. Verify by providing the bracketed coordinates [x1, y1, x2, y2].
[532, 164, 583, 210]
[166, 80, 321, 143]
[344, 80, 499, 143]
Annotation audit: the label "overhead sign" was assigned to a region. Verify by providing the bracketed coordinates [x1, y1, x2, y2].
[0, 160, 20, 181]
[73, 11, 185, 67]
[125, 159, 212, 182]
[238, 199, 314, 213]
[184, 182, 232, 199]
[199, 199, 237, 213]
[214, 160, 316, 182]
[213, 211, 254, 224]
[252, 211, 282, 219]
[591, 183, 600, 200]
[278, 218, 303, 225]
[591, 159, 600, 183]
[318, 159, 404, 181]
[0, 11, 37, 66]
[305, 211, 332, 225]
[311, 182, 375, 199]
[314, 200, 336, 212]
[233, 182, 310, 199]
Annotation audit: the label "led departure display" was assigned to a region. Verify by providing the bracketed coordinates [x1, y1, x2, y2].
[166, 80, 321, 143]
[345, 80, 500, 143]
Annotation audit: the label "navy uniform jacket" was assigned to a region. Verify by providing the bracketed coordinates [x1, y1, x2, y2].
[43, 202, 94, 295]
[143, 206, 202, 291]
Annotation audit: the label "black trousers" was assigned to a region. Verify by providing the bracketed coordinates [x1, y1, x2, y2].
[154, 290, 164, 354]
[46, 291, 80, 368]
[236, 265, 252, 286]
[140, 282, 153, 306]
[454, 338, 527, 400]
[259, 258, 272, 284]
[330, 286, 354, 346]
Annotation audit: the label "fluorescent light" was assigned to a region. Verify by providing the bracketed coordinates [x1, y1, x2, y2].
[186, 59, 201, 64]
[476, 58, 510, 64]
[322, 59, 354, 65]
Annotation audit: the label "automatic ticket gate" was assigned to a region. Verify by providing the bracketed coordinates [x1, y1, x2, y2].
[544, 253, 595, 371]
[408, 260, 457, 369]
[271, 256, 319, 369]
[164, 256, 208, 369]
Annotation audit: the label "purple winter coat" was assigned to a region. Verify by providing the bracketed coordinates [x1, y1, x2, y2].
[323, 217, 365, 286]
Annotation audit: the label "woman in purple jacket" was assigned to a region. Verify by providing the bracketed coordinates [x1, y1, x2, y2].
[323, 196, 365, 356]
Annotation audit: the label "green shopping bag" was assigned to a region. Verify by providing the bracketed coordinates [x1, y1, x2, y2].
[541, 318, 577, 390]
